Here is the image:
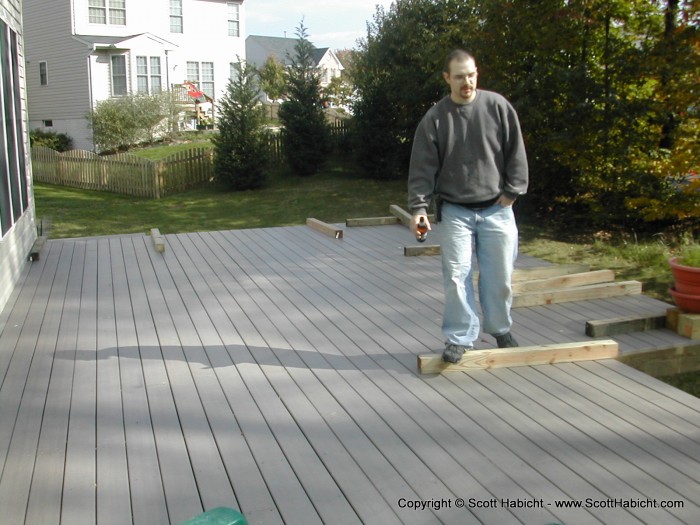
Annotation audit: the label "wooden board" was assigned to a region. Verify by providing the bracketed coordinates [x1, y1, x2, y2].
[306, 218, 343, 239]
[389, 205, 435, 226]
[28, 235, 47, 262]
[513, 281, 643, 308]
[617, 342, 700, 377]
[511, 263, 590, 282]
[676, 311, 700, 339]
[150, 228, 166, 253]
[346, 216, 401, 227]
[417, 340, 619, 374]
[404, 244, 440, 257]
[512, 269, 615, 293]
[585, 313, 667, 337]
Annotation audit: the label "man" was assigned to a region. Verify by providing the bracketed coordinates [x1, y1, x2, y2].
[408, 50, 529, 363]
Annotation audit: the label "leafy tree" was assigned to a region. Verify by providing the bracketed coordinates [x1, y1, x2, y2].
[213, 60, 269, 191]
[278, 21, 331, 176]
[321, 75, 354, 111]
[352, 0, 699, 228]
[352, 0, 480, 179]
[258, 55, 287, 102]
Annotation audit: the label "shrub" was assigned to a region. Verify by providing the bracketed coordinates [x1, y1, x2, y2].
[29, 129, 73, 152]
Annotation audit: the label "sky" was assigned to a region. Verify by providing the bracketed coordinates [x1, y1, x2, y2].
[245, 0, 396, 51]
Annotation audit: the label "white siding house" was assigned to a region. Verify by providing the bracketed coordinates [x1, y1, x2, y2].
[0, 0, 37, 314]
[24, 0, 246, 150]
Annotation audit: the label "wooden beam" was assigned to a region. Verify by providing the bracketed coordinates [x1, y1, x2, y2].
[389, 204, 435, 226]
[28, 235, 48, 262]
[585, 313, 667, 337]
[512, 269, 615, 293]
[150, 228, 166, 253]
[389, 204, 413, 226]
[513, 281, 642, 308]
[674, 310, 700, 339]
[511, 264, 590, 282]
[418, 339, 619, 374]
[306, 218, 343, 239]
[346, 216, 401, 227]
[617, 341, 700, 377]
[404, 244, 441, 257]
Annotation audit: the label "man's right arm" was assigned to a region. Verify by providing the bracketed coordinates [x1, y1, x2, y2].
[407, 115, 440, 219]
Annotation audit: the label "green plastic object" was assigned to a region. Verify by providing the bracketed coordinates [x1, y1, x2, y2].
[179, 507, 248, 525]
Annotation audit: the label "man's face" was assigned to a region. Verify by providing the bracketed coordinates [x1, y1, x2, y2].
[443, 58, 478, 104]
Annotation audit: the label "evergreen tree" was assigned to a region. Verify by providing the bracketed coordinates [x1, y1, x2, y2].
[213, 60, 269, 191]
[278, 21, 330, 177]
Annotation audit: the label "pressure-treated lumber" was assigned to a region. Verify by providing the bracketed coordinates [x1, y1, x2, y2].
[585, 313, 667, 337]
[666, 308, 700, 339]
[511, 264, 590, 282]
[346, 216, 401, 227]
[418, 339, 619, 374]
[512, 280, 642, 308]
[404, 245, 441, 257]
[512, 269, 615, 293]
[150, 228, 166, 253]
[389, 205, 435, 226]
[306, 218, 343, 239]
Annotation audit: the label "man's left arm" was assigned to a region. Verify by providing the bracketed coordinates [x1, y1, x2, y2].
[501, 103, 529, 204]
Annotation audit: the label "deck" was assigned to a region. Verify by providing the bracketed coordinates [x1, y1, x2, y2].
[1, 222, 699, 525]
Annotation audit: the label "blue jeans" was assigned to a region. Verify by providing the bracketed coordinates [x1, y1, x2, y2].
[440, 201, 518, 346]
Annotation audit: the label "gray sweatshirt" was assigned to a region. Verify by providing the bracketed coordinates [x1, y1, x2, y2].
[408, 90, 529, 216]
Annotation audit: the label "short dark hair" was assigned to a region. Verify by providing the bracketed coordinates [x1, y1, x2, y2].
[444, 49, 475, 73]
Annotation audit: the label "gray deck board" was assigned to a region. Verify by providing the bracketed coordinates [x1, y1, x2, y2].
[0, 224, 698, 525]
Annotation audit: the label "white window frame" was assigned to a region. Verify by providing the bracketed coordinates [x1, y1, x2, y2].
[39, 61, 48, 86]
[227, 2, 240, 37]
[170, 0, 183, 33]
[187, 61, 215, 99]
[111, 55, 128, 96]
[0, 20, 29, 238]
[137, 56, 162, 95]
[89, 0, 126, 25]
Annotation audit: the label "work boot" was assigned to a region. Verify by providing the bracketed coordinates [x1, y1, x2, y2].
[442, 344, 470, 363]
[496, 332, 519, 348]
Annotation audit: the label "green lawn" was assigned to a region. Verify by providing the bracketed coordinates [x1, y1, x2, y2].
[34, 160, 407, 238]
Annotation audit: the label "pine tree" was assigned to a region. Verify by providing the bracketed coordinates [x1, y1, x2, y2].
[213, 60, 269, 190]
[278, 21, 330, 177]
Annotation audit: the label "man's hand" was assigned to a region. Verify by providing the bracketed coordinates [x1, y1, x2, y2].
[411, 214, 431, 238]
[496, 194, 515, 207]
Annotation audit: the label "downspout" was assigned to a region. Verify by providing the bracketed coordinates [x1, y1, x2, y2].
[87, 44, 96, 151]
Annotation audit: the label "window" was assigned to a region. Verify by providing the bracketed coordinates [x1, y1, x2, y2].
[43, 120, 53, 127]
[89, 0, 126, 25]
[229, 62, 240, 83]
[227, 2, 240, 37]
[0, 20, 29, 238]
[111, 55, 127, 96]
[150, 57, 162, 93]
[39, 61, 47, 86]
[201, 62, 214, 98]
[187, 61, 214, 99]
[137, 56, 162, 94]
[170, 0, 183, 33]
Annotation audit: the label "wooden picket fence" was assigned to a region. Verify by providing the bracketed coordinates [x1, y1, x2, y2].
[31, 146, 214, 199]
[30, 121, 348, 198]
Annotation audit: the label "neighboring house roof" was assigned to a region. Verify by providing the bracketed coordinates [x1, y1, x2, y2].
[246, 35, 342, 70]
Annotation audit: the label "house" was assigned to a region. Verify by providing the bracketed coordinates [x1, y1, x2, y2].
[245, 35, 343, 101]
[23, 0, 247, 150]
[0, 0, 37, 314]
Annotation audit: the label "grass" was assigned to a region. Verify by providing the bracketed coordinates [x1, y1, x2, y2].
[34, 160, 407, 239]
